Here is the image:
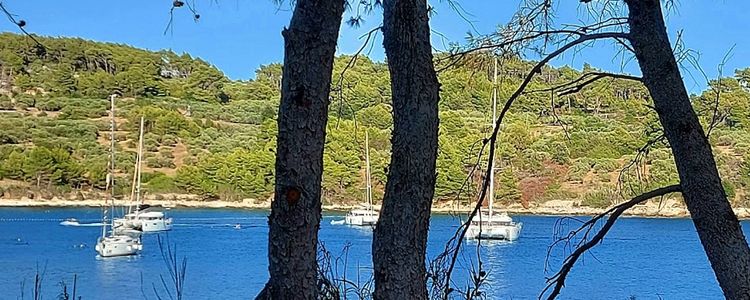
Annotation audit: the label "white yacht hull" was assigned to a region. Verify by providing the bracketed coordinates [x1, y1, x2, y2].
[345, 214, 378, 226]
[140, 217, 173, 232]
[466, 223, 522, 241]
[114, 214, 173, 233]
[95, 236, 142, 257]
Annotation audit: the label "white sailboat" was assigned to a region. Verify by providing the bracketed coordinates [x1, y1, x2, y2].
[466, 58, 523, 241]
[114, 117, 173, 233]
[96, 94, 143, 258]
[333, 131, 379, 226]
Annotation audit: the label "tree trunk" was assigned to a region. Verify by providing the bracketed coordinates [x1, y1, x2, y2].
[257, 0, 344, 299]
[625, 1, 750, 298]
[372, 0, 440, 299]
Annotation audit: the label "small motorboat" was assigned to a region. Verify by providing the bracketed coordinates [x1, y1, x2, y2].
[60, 218, 80, 226]
[233, 224, 242, 230]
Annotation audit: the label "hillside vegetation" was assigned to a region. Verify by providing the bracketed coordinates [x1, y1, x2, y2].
[1, 33, 749, 209]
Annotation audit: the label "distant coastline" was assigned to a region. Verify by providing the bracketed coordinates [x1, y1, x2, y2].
[4, 194, 750, 220]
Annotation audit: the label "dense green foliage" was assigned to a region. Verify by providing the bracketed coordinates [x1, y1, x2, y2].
[1, 33, 749, 207]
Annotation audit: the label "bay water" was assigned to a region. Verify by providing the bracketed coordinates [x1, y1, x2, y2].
[0, 207, 737, 299]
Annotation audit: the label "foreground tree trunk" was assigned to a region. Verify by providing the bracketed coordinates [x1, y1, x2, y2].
[372, 0, 440, 299]
[257, 0, 344, 299]
[625, 1, 750, 298]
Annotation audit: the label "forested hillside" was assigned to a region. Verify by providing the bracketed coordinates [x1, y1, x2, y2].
[1, 33, 748, 209]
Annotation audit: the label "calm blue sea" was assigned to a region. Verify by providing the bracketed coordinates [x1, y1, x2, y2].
[0, 207, 741, 299]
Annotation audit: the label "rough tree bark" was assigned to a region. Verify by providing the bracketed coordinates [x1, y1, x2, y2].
[625, 0, 750, 298]
[372, 0, 440, 299]
[257, 0, 344, 299]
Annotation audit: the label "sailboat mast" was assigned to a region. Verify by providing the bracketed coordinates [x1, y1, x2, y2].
[127, 121, 140, 215]
[108, 94, 117, 235]
[489, 57, 498, 216]
[365, 131, 373, 215]
[135, 117, 145, 211]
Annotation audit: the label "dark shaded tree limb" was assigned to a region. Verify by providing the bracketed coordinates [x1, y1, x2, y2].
[625, 1, 750, 297]
[372, 0, 440, 299]
[259, 0, 345, 299]
[540, 184, 682, 300]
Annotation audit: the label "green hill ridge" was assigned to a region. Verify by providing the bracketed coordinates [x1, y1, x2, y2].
[1, 33, 749, 210]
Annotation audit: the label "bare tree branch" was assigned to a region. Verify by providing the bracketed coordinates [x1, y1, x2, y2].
[436, 30, 603, 72]
[540, 184, 682, 300]
[617, 132, 666, 198]
[0, 2, 45, 49]
[705, 45, 736, 138]
[524, 71, 641, 96]
[164, 0, 202, 35]
[332, 25, 382, 128]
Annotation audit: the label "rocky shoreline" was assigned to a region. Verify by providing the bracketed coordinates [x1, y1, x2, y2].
[4, 194, 750, 219]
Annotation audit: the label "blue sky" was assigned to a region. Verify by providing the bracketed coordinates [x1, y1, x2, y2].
[0, 0, 748, 92]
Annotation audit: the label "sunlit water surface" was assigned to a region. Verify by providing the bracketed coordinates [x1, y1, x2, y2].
[0, 207, 740, 299]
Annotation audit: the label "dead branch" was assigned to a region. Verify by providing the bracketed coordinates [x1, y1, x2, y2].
[560, 17, 628, 33]
[547, 90, 571, 141]
[436, 30, 598, 72]
[540, 184, 682, 300]
[617, 132, 666, 198]
[164, 0, 201, 35]
[0, 2, 45, 50]
[491, 32, 630, 132]
[333, 26, 382, 127]
[525, 72, 641, 96]
[705, 45, 736, 138]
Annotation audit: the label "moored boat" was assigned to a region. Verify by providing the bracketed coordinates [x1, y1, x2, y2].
[95, 94, 142, 258]
[332, 132, 379, 227]
[113, 117, 173, 233]
[464, 58, 522, 241]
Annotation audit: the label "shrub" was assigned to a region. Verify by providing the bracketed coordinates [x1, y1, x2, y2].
[0, 97, 14, 109]
[159, 148, 174, 159]
[592, 159, 619, 173]
[15, 96, 36, 108]
[37, 99, 63, 111]
[160, 134, 178, 146]
[567, 159, 592, 183]
[145, 155, 175, 168]
[145, 173, 182, 193]
[581, 188, 616, 208]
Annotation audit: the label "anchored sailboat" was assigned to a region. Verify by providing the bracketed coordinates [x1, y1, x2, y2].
[95, 94, 143, 258]
[114, 117, 173, 233]
[332, 131, 379, 226]
[465, 58, 523, 241]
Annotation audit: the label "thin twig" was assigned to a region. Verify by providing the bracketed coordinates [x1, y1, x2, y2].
[524, 72, 641, 96]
